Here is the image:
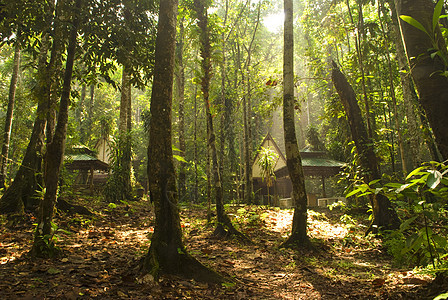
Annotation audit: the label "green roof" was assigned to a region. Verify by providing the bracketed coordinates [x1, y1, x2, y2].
[302, 157, 345, 168]
[65, 154, 98, 161]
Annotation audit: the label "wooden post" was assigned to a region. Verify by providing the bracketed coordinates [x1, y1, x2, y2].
[90, 167, 94, 194]
[322, 175, 327, 198]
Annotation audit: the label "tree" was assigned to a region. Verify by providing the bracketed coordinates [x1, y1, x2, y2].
[0, 35, 21, 189]
[193, 0, 249, 241]
[0, 1, 55, 216]
[332, 61, 401, 232]
[141, 0, 224, 283]
[0, 33, 50, 216]
[281, 0, 309, 247]
[395, 0, 448, 160]
[31, 0, 82, 257]
[175, 16, 187, 202]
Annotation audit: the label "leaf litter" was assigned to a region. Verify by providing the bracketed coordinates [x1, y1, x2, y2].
[0, 198, 438, 299]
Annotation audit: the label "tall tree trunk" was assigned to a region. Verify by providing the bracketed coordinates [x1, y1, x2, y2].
[82, 84, 95, 144]
[332, 61, 401, 232]
[46, 0, 66, 145]
[377, 1, 407, 176]
[175, 18, 187, 202]
[281, 0, 309, 247]
[0, 33, 50, 216]
[346, 0, 373, 138]
[0, 36, 21, 189]
[395, 0, 448, 160]
[242, 1, 261, 205]
[115, 65, 133, 201]
[193, 0, 249, 241]
[31, 0, 82, 257]
[141, 0, 224, 283]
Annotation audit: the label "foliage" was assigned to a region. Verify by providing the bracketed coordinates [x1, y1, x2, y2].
[399, 0, 448, 72]
[256, 146, 278, 187]
[348, 161, 448, 274]
[103, 134, 134, 202]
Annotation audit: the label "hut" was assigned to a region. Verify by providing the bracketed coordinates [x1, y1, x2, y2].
[64, 145, 110, 192]
[252, 133, 345, 207]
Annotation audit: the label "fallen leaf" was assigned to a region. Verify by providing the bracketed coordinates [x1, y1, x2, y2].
[372, 278, 386, 287]
[402, 277, 428, 285]
[47, 268, 61, 275]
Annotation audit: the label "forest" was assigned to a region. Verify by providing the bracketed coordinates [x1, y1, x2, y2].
[0, 0, 448, 299]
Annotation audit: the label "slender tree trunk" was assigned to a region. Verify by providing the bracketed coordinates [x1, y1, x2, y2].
[0, 37, 21, 189]
[46, 0, 66, 145]
[219, 2, 228, 204]
[193, 0, 249, 241]
[332, 61, 401, 232]
[82, 84, 95, 144]
[141, 0, 224, 283]
[31, 0, 82, 257]
[175, 18, 187, 202]
[282, 0, 309, 247]
[0, 33, 51, 216]
[395, 0, 448, 160]
[378, 2, 407, 176]
[346, 0, 373, 138]
[118, 65, 133, 200]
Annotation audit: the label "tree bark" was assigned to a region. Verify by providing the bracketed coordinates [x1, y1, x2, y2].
[395, 0, 448, 160]
[0, 36, 21, 189]
[141, 0, 225, 283]
[31, 0, 82, 257]
[175, 18, 187, 202]
[281, 0, 309, 247]
[332, 61, 401, 232]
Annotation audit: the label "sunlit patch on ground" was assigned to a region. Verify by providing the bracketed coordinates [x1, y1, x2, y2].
[0, 203, 434, 299]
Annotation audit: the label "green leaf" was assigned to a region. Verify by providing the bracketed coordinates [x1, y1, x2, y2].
[433, 0, 444, 33]
[406, 166, 426, 180]
[400, 15, 429, 35]
[427, 170, 442, 189]
[433, 292, 448, 300]
[346, 188, 362, 198]
[173, 155, 187, 163]
[399, 216, 417, 232]
[396, 183, 411, 193]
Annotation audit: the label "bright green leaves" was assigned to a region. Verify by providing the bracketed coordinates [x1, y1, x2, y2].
[433, 0, 444, 34]
[399, 0, 444, 36]
[399, 15, 429, 35]
[256, 146, 279, 187]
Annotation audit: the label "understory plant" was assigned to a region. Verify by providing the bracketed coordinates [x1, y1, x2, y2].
[348, 161, 448, 275]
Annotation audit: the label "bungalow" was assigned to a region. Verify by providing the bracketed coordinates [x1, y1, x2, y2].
[252, 133, 345, 207]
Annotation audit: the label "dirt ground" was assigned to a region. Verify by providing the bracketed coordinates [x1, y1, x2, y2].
[0, 196, 444, 299]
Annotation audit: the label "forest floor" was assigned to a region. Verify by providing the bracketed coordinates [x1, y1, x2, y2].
[0, 193, 445, 299]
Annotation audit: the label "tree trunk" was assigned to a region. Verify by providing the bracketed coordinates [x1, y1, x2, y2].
[116, 65, 132, 201]
[175, 18, 186, 202]
[0, 36, 21, 189]
[332, 61, 401, 232]
[346, 0, 373, 138]
[387, 0, 435, 166]
[395, 0, 448, 160]
[31, 0, 82, 257]
[281, 0, 309, 247]
[193, 0, 249, 242]
[0, 33, 51, 216]
[377, 2, 407, 176]
[46, 0, 67, 145]
[142, 0, 224, 283]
